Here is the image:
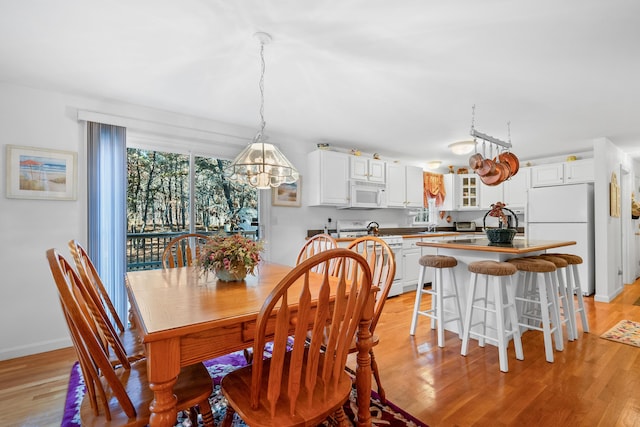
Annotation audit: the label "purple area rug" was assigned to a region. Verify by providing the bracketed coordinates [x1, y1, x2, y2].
[62, 350, 427, 426]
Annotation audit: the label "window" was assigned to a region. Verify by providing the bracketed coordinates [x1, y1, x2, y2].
[126, 148, 259, 270]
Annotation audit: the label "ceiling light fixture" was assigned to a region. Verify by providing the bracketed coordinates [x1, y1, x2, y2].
[448, 140, 476, 155]
[426, 160, 442, 169]
[224, 32, 299, 189]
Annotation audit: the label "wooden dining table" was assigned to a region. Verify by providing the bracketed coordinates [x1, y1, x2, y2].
[126, 262, 374, 427]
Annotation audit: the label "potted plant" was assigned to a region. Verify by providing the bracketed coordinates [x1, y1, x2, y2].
[199, 234, 264, 282]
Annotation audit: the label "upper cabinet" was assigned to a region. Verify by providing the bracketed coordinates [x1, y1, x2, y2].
[478, 179, 503, 210]
[530, 159, 594, 187]
[564, 159, 594, 184]
[456, 174, 480, 209]
[350, 156, 386, 183]
[502, 167, 530, 207]
[387, 164, 424, 208]
[479, 167, 530, 209]
[307, 150, 350, 206]
[441, 174, 455, 211]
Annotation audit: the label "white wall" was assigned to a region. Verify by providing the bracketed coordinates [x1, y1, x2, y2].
[0, 82, 413, 360]
[593, 137, 638, 302]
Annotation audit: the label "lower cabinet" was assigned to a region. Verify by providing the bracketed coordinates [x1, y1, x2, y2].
[402, 238, 436, 292]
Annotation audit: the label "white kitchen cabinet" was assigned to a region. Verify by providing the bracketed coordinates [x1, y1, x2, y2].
[350, 156, 386, 183]
[441, 174, 455, 211]
[479, 180, 503, 209]
[530, 163, 563, 187]
[386, 163, 424, 208]
[306, 150, 349, 206]
[456, 174, 480, 209]
[402, 237, 422, 291]
[565, 159, 594, 184]
[473, 167, 530, 210]
[531, 159, 593, 187]
[503, 167, 529, 208]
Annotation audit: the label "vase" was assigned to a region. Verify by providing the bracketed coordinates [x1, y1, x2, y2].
[215, 267, 247, 282]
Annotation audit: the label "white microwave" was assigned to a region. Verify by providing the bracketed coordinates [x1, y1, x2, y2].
[345, 181, 387, 208]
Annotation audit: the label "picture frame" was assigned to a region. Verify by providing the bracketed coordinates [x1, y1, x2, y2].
[271, 177, 301, 207]
[6, 145, 77, 200]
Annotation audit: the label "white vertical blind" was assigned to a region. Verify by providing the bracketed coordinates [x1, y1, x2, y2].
[87, 122, 128, 324]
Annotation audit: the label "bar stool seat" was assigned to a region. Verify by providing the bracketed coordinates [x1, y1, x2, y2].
[410, 255, 463, 348]
[546, 253, 590, 336]
[461, 260, 523, 373]
[507, 257, 563, 363]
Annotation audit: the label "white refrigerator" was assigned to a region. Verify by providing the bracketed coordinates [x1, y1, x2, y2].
[527, 183, 594, 295]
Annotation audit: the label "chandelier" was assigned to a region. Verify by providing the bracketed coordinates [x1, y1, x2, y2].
[224, 32, 299, 189]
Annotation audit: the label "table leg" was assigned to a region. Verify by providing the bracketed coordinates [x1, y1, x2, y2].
[147, 339, 181, 427]
[355, 293, 373, 427]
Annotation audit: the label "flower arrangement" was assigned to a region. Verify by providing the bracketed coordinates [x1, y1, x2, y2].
[488, 201, 509, 227]
[199, 234, 264, 281]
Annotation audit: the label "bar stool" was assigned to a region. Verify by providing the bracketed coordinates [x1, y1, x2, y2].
[507, 257, 563, 363]
[460, 260, 523, 373]
[536, 254, 575, 341]
[410, 255, 463, 348]
[546, 253, 590, 337]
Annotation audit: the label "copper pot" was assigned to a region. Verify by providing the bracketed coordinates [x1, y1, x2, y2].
[482, 160, 510, 186]
[480, 167, 501, 185]
[468, 153, 484, 170]
[499, 152, 519, 177]
[476, 157, 496, 177]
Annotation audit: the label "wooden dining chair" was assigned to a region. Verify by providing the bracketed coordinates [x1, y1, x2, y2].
[69, 240, 145, 364]
[162, 233, 210, 269]
[346, 236, 396, 402]
[221, 248, 373, 427]
[295, 233, 338, 275]
[47, 248, 215, 426]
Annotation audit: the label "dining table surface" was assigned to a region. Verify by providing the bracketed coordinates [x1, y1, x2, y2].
[126, 262, 374, 427]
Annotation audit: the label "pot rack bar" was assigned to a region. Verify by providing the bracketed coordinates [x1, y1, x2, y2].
[470, 129, 512, 149]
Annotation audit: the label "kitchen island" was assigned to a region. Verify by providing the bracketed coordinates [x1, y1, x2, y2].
[416, 236, 576, 256]
[414, 236, 576, 338]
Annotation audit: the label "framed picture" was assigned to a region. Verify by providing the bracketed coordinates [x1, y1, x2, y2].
[6, 145, 77, 200]
[271, 177, 301, 207]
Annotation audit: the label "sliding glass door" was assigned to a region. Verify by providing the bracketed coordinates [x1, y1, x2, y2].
[126, 148, 259, 270]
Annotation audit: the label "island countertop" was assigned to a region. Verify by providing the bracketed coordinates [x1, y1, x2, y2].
[417, 237, 576, 254]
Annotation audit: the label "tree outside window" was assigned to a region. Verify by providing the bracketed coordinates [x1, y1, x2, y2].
[126, 148, 258, 270]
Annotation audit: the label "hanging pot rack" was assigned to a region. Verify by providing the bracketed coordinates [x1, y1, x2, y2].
[467, 104, 512, 150]
[466, 106, 519, 185]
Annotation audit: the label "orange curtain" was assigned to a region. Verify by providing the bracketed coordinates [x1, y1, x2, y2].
[423, 172, 446, 207]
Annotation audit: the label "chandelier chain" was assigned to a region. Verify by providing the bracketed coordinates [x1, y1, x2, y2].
[258, 41, 266, 135]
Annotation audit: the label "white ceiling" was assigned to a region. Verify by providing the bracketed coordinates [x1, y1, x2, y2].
[2, 0, 640, 169]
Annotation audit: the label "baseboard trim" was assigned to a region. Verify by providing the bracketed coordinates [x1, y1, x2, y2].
[0, 337, 72, 361]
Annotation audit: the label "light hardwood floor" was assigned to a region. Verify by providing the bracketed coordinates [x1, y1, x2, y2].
[3, 279, 640, 426]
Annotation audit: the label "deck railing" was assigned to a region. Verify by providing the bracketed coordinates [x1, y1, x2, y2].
[126, 230, 257, 271]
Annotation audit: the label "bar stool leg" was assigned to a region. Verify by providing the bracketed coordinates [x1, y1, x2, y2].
[435, 267, 444, 346]
[494, 276, 508, 372]
[555, 267, 576, 341]
[449, 268, 464, 340]
[460, 272, 477, 357]
[538, 272, 556, 362]
[409, 265, 426, 336]
[569, 264, 590, 334]
[505, 275, 524, 361]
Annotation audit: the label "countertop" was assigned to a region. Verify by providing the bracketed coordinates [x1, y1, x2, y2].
[335, 231, 461, 242]
[417, 236, 576, 254]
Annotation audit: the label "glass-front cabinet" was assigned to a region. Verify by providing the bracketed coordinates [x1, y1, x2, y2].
[457, 174, 479, 209]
